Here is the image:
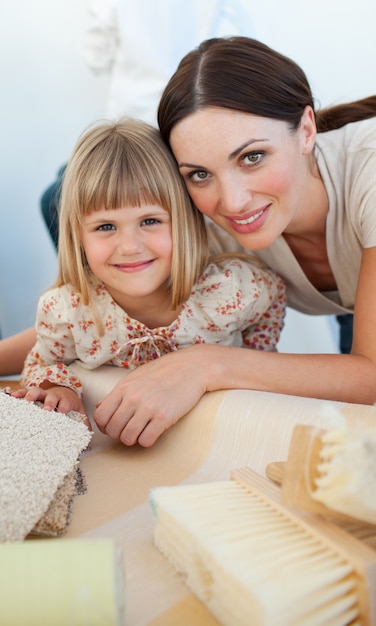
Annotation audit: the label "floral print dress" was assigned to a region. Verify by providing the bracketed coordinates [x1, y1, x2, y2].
[21, 258, 286, 397]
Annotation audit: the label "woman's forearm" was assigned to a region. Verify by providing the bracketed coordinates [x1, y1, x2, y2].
[0, 327, 37, 376]
[204, 344, 376, 405]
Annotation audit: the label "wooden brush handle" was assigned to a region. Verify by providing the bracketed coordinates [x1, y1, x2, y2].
[265, 461, 286, 485]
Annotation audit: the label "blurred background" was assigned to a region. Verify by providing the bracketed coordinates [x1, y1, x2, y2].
[1, 0, 375, 354]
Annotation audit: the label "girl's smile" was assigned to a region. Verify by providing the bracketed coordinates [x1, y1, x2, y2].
[112, 259, 156, 272]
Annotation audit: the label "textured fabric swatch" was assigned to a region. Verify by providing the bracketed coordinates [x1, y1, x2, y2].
[0, 389, 92, 541]
[31, 466, 87, 537]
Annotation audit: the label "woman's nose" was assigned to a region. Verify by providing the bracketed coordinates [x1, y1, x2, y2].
[219, 176, 252, 214]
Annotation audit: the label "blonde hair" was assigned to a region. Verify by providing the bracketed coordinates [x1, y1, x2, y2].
[57, 118, 209, 330]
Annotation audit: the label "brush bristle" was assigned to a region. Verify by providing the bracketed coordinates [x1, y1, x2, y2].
[150, 480, 364, 626]
[312, 429, 376, 525]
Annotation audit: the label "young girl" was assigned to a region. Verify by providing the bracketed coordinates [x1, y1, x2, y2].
[15, 118, 286, 432]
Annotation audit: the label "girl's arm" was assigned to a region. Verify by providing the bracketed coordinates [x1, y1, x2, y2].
[15, 336, 87, 416]
[0, 327, 37, 377]
[93, 247, 376, 448]
[12, 383, 87, 418]
[17, 287, 86, 414]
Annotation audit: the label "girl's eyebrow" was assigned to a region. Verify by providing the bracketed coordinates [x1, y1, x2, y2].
[83, 215, 111, 225]
[178, 138, 269, 169]
[83, 205, 168, 222]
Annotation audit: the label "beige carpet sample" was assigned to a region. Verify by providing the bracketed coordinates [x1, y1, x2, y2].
[0, 388, 92, 541]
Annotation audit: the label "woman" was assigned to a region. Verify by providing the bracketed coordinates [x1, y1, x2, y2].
[3, 37, 376, 447]
[94, 36, 376, 446]
[158, 36, 376, 356]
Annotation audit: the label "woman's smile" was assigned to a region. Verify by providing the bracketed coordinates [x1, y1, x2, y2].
[227, 205, 271, 233]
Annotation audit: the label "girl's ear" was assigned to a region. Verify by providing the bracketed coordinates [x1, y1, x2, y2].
[300, 105, 317, 155]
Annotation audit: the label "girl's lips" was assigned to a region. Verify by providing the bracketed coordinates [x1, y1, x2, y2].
[113, 259, 154, 273]
[226, 205, 270, 234]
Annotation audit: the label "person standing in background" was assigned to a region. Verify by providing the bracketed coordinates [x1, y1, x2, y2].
[84, 0, 255, 125]
[41, 0, 255, 248]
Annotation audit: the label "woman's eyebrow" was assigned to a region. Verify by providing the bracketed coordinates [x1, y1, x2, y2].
[178, 138, 269, 169]
[178, 160, 204, 169]
[229, 138, 268, 160]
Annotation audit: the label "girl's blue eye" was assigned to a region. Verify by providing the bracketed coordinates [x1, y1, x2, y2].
[142, 218, 160, 226]
[98, 223, 115, 231]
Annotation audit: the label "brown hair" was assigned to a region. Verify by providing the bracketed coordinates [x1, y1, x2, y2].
[316, 96, 376, 132]
[57, 119, 209, 332]
[158, 36, 376, 141]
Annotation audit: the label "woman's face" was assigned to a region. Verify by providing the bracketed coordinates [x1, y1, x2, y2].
[170, 107, 316, 250]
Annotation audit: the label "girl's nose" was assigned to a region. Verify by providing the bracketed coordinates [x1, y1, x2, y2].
[117, 229, 143, 255]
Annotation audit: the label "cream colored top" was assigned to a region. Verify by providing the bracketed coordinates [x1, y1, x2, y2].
[209, 118, 376, 315]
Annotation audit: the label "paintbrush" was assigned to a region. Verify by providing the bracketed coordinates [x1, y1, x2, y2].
[150, 467, 376, 626]
[266, 423, 376, 526]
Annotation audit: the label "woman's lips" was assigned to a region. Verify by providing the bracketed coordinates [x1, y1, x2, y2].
[227, 205, 270, 234]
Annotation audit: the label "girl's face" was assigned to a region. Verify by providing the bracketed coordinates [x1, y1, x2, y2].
[170, 106, 316, 250]
[81, 204, 173, 312]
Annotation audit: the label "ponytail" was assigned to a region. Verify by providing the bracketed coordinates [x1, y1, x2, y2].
[316, 95, 376, 132]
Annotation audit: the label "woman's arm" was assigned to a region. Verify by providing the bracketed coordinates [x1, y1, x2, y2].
[93, 248, 376, 448]
[0, 327, 37, 376]
[93, 343, 375, 448]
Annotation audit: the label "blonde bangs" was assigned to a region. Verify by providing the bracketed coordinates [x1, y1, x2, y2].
[72, 128, 170, 221]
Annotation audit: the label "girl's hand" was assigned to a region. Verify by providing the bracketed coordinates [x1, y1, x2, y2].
[93, 346, 212, 447]
[12, 385, 89, 426]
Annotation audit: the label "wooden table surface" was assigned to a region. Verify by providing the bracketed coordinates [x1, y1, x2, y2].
[1, 379, 20, 392]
